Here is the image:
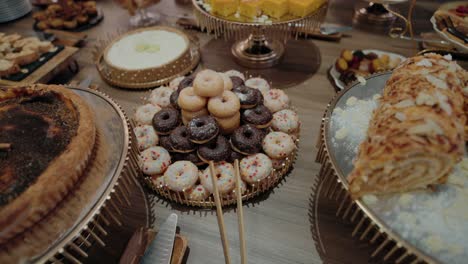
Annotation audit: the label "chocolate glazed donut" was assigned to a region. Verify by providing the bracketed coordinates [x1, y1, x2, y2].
[230, 76, 244, 89]
[152, 108, 180, 135]
[177, 76, 194, 93]
[241, 105, 273, 128]
[230, 124, 263, 155]
[172, 151, 204, 166]
[227, 144, 245, 163]
[232, 85, 263, 109]
[159, 135, 174, 151]
[170, 126, 196, 153]
[198, 135, 230, 162]
[170, 91, 180, 109]
[187, 116, 219, 144]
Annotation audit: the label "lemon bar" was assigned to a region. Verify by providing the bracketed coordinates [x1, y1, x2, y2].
[289, 0, 327, 18]
[262, 0, 288, 19]
[239, 0, 263, 18]
[211, 0, 239, 17]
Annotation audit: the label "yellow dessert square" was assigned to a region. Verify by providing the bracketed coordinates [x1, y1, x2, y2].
[289, 0, 327, 18]
[262, 0, 288, 19]
[239, 0, 264, 18]
[211, 0, 239, 17]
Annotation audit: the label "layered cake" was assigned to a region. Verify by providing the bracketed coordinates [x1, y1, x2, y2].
[104, 28, 189, 71]
[0, 84, 96, 243]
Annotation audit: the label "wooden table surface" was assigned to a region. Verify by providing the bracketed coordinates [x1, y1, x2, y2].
[0, 0, 446, 263]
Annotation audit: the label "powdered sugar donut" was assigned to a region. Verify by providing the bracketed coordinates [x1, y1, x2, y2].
[164, 161, 198, 192]
[135, 104, 161, 125]
[150, 175, 166, 188]
[169, 76, 185, 90]
[240, 153, 273, 184]
[187, 184, 211, 200]
[139, 146, 171, 175]
[262, 132, 295, 159]
[221, 73, 233, 90]
[193, 69, 224, 97]
[224, 70, 245, 81]
[200, 161, 235, 194]
[134, 125, 159, 151]
[263, 89, 290, 113]
[150, 86, 173, 107]
[271, 109, 300, 134]
[245, 77, 270, 94]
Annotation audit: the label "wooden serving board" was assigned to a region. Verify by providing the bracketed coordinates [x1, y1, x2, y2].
[0, 46, 79, 87]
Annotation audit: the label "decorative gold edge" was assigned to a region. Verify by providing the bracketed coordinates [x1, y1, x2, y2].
[33, 87, 137, 264]
[130, 120, 299, 208]
[94, 29, 201, 90]
[314, 72, 437, 264]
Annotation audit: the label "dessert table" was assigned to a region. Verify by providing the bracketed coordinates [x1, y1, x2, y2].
[0, 0, 448, 263]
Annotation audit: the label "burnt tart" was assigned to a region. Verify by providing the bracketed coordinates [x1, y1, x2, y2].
[0, 84, 95, 244]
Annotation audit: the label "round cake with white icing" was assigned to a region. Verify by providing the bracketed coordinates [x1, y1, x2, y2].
[104, 28, 189, 71]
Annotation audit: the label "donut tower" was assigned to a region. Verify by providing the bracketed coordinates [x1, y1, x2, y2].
[133, 68, 301, 204]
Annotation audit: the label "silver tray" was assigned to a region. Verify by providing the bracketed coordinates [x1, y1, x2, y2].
[322, 72, 468, 264]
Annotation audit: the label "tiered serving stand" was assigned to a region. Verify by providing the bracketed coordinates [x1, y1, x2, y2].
[192, 0, 327, 68]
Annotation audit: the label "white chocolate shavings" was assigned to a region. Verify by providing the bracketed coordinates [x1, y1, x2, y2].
[373, 94, 382, 101]
[408, 119, 444, 135]
[416, 92, 436, 106]
[435, 91, 452, 115]
[416, 59, 433, 67]
[426, 75, 448, 89]
[395, 99, 415, 108]
[394, 112, 406, 121]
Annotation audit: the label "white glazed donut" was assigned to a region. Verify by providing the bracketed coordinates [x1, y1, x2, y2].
[224, 70, 245, 81]
[139, 146, 171, 175]
[134, 103, 161, 125]
[150, 86, 173, 107]
[200, 161, 236, 194]
[150, 175, 166, 188]
[263, 89, 290, 113]
[164, 161, 199, 192]
[134, 125, 159, 151]
[232, 180, 247, 198]
[262, 132, 295, 159]
[169, 76, 185, 90]
[245, 77, 270, 94]
[240, 154, 272, 184]
[187, 184, 211, 200]
[220, 73, 233, 90]
[271, 109, 300, 134]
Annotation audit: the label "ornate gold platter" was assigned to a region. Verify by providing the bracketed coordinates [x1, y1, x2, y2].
[0, 87, 150, 263]
[94, 26, 200, 89]
[316, 72, 468, 264]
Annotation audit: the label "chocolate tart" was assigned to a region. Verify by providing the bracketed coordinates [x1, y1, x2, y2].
[0, 84, 95, 244]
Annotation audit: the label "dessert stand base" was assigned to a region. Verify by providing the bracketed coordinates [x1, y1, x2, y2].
[231, 34, 285, 69]
[202, 38, 321, 87]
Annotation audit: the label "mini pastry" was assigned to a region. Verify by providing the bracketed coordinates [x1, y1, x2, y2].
[49, 18, 64, 28]
[231, 124, 263, 155]
[215, 112, 241, 135]
[198, 135, 230, 163]
[0, 59, 20, 77]
[271, 109, 300, 134]
[241, 105, 273, 128]
[33, 11, 48, 21]
[232, 85, 263, 109]
[139, 146, 172, 175]
[37, 21, 50, 30]
[262, 131, 295, 159]
[150, 86, 173, 108]
[245, 77, 270, 94]
[134, 125, 159, 151]
[193, 69, 224, 97]
[178, 87, 207, 112]
[239, 0, 263, 18]
[261, 0, 288, 18]
[134, 103, 161, 125]
[207, 90, 241, 118]
[164, 161, 199, 192]
[169, 126, 196, 153]
[76, 14, 89, 25]
[211, 0, 239, 17]
[240, 153, 273, 183]
[63, 19, 78, 29]
[263, 89, 290, 113]
[200, 161, 236, 194]
[187, 116, 220, 144]
[152, 107, 181, 135]
[5, 49, 40, 66]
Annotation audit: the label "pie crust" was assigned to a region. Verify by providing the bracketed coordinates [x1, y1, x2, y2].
[0, 84, 96, 244]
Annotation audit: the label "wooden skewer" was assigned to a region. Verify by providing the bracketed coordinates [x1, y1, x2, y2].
[0, 143, 11, 151]
[209, 161, 231, 264]
[234, 159, 247, 264]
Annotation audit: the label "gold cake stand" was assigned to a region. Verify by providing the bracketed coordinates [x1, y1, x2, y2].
[192, 0, 327, 68]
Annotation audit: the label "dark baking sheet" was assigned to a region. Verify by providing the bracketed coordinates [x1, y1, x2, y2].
[3, 45, 64, 82]
[33, 9, 104, 32]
